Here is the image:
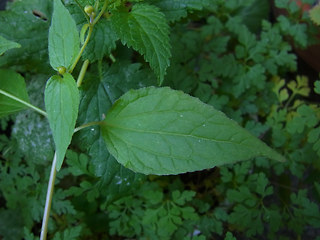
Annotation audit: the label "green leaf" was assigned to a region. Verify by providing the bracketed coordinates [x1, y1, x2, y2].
[149, 0, 210, 22]
[0, 0, 51, 72]
[0, 35, 21, 56]
[52, 226, 82, 240]
[289, 189, 320, 233]
[308, 126, 320, 157]
[0, 69, 29, 118]
[238, 0, 269, 33]
[75, 62, 155, 201]
[76, 62, 156, 175]
[314, 80, 320, 95]
[49, 0, 80, 71]
[224, 232, 237, 240]
[11, 74, 54, 164]
[310, 3, 320, 26]
[44, 73, 79, 170]
[277, 15, 308, 48]
[0, 209, 24, 240]
[101, 87, 285, 175]
[110, 4, 171, 84]
[82, 18, 118, 62]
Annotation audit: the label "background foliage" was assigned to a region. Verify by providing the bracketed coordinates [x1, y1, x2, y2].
[0, 0, 320, 239]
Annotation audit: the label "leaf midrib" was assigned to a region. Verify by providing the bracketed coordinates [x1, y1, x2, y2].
[105, 121, 249, 146]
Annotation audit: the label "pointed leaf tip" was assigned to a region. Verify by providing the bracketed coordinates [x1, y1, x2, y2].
[101, 87, 285, 175]
[49, 0, 80, 71]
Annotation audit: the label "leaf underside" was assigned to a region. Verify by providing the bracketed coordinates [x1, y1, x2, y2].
[101, 87, 285, 175]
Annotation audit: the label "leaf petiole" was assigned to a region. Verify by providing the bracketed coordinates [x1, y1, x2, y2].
[77, 59, 90, 87]
[0, 89, 47, 117]
[92, 0, 108, 26]
[74, 121, 103, 133]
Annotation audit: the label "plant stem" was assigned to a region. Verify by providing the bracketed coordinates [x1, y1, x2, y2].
[284, 92, 296, 109]
[74, 121, 102, 133]
[77, 59, 90, 87]
[69, 26, 93, 73]
[0, 89, 47, 117]
[92, 0, 109, 26]
[69, 0, 108, 74]
[109, 53, 116, 63]
[40, 153, 57, 240]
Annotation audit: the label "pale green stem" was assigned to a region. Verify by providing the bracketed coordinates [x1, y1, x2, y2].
[74, 121, 102, 133]
[77, 59, 90, 87]
[284, 92, 296, 109]
[69, 0, 108, 73]
[92, 0, 108, 26]
[69, 26, 93, 73]
[109, 53, 116, 63]
[94, 0, 100, 10]
[40, 153, 57, 240]
[0, 89, 47, 117]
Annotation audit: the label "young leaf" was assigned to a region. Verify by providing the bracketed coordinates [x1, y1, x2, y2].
[45, 73, 79, 170]
[0, 69, 29, 117]
[49, 0, 80, 71]
[110, 4, 171, 84]
[101, 87, 285, 175]
[0, 35, 21, 56]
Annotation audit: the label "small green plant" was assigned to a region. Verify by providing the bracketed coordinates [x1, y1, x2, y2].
[0, 0, 319, 239]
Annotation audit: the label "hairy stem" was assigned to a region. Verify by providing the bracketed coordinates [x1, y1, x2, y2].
[40, 153, 57, 240]
[0, 89, 47, 117]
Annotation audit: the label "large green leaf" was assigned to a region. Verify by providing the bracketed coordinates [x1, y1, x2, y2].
[101, 87, 285, 175]
[75, 62, 155, 200]
[45, 73, 79, 170]
[0, 35, 21, 56]
[0, 0, 51, 72]
[0, 69, 29, 118]
[110, 4, 171, 84]
[49, 0, 80, 71]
